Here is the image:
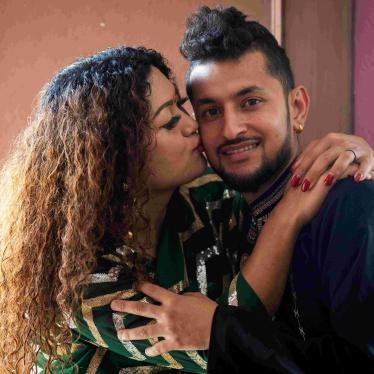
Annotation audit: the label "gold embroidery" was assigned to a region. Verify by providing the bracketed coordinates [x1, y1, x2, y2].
[228, 274, 239, 306]
[86, 346, 107, 374]
[168, 279, 188, 294]
[82, 289, 137, 347]
[112, 312, 147, 361]
[182, 173, 222, 188]
[178, 185, 204, 242]
[186, 351, 207, 370]
[148, 337, 183, 370]
[118, 366, 168, 373]
[101, 253, 122, 263]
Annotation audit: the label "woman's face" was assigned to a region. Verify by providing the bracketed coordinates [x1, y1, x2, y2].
[147, 67, 206, 192]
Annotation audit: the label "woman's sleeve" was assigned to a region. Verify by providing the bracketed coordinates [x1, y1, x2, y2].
[72, 256, 208, 373]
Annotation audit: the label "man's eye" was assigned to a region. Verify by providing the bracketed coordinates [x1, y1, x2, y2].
[200, 107, 221, 120]
[162, 115, 180, 130]
[244, 98, 262, 107]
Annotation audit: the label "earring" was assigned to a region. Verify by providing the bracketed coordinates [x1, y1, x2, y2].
[295, 122, 304, 134]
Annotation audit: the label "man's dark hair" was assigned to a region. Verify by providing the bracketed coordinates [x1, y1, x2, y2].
[180, 6, 295, 96]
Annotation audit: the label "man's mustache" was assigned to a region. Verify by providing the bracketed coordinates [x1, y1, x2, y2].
[217, 136, 261, 154]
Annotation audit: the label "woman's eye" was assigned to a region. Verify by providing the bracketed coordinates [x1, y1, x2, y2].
[162, 115, 180, 130]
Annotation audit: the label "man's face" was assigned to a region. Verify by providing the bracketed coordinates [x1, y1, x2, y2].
[189, 51, 298, 192]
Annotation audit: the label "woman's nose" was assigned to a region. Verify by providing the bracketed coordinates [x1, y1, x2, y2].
[181, 113, 199, 137]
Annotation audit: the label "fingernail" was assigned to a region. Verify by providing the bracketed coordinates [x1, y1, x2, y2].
[354, 172, 363, 183]
[145, 348, 155, 357]
[301, 179, 310, 192]
[291, 174, 301, 187]
[324, 173, 334, 186]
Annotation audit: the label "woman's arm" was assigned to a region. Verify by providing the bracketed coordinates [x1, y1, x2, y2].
[110, 171, 333, 357]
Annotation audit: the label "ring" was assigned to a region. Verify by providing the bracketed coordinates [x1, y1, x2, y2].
[345, 149, 357, 163]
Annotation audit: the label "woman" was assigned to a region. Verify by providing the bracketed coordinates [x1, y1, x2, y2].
[0, 46, 372, 373]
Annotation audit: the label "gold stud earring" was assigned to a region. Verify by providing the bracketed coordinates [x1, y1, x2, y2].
[295, 122, 304, 134]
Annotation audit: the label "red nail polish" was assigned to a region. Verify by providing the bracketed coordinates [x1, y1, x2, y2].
[291, 174, 301, 187]
[324, 174, 334, 186]
[354, 173, 362, 183]
[301, 179, 310, 192]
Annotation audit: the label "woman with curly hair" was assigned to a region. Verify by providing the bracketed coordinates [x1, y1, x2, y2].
[0, 46, 372, 373]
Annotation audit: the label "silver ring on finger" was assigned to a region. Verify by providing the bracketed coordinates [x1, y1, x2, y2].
[345, 149, 357, 163]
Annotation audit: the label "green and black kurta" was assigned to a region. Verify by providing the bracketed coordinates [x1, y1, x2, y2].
[37, 172, 261, 373]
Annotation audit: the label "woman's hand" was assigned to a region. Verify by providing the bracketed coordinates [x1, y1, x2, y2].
[111, 282, 217, 356]
[291, 133, 374, 191]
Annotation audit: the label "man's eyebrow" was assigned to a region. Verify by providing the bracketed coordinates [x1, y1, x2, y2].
[151, 99, 174, 120]
[194, 97, 216, 105]
[194, 86, 265, 105]
[236, 85, 265, 97]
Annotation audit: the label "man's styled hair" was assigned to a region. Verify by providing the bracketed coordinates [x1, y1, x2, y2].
[180, 6, 295, 95]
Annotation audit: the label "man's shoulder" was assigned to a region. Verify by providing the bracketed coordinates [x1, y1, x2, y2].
[308, 177, 374, 235]
[328, 177, 374, 198]
[323, 177, 374, 213]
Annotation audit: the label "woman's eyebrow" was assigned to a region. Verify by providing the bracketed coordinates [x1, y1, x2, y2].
[151, 99, 174, 120]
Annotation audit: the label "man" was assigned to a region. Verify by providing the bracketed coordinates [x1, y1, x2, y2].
[112, 6, 374, 373]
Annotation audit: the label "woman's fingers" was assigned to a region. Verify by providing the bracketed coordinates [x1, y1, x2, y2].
[291, 133, 374, 190]
[111, 299, 159, 319]
[353, 155, 373, 182]
[136, 282, 178, 304]
[117, 323, 164, 341]
[145, 340, 176, 357]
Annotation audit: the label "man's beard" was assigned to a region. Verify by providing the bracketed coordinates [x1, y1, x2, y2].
[212, 125, 292, 193]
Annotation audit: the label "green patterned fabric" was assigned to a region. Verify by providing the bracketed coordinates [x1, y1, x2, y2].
[37, 172, 261, 373]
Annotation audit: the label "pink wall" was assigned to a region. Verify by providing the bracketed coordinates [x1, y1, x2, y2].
[354, 0, 374, 146]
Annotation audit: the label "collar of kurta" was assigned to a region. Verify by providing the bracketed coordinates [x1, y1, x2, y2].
[242, 167, 292, 246]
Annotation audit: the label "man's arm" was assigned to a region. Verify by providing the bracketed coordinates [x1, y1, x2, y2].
[208, 304, 371, 374]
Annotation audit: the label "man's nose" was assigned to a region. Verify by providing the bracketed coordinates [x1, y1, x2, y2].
[222, 109, 245, 140]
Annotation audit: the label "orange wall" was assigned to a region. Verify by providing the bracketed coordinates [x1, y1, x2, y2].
[0, 0, 271, 161]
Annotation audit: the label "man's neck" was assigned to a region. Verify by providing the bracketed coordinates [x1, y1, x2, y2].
[242, 159, 294, 206]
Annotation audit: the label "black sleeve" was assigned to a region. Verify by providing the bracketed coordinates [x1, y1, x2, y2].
[208, 305, 373, 373]
[208, 180, 374, 373]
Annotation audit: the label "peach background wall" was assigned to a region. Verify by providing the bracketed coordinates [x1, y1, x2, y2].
[0, 0, 271, 161]
[354, 0, 374, 146]
[284, 0, 352, 148]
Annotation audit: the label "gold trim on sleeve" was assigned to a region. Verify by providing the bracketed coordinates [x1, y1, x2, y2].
[86, 346, 107, 374]
[228, 274, 239, 306]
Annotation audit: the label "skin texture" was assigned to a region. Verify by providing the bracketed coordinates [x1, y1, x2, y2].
[147, 67, 206, 192]
[189, 51, 308, 199]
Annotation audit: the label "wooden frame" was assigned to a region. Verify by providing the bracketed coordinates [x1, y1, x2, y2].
[270, 0, 283, 44]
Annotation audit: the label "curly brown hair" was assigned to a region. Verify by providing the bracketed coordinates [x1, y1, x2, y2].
[0, 46, 173, 372]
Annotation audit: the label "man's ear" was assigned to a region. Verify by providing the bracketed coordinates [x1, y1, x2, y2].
[288, 86, 310, 133]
